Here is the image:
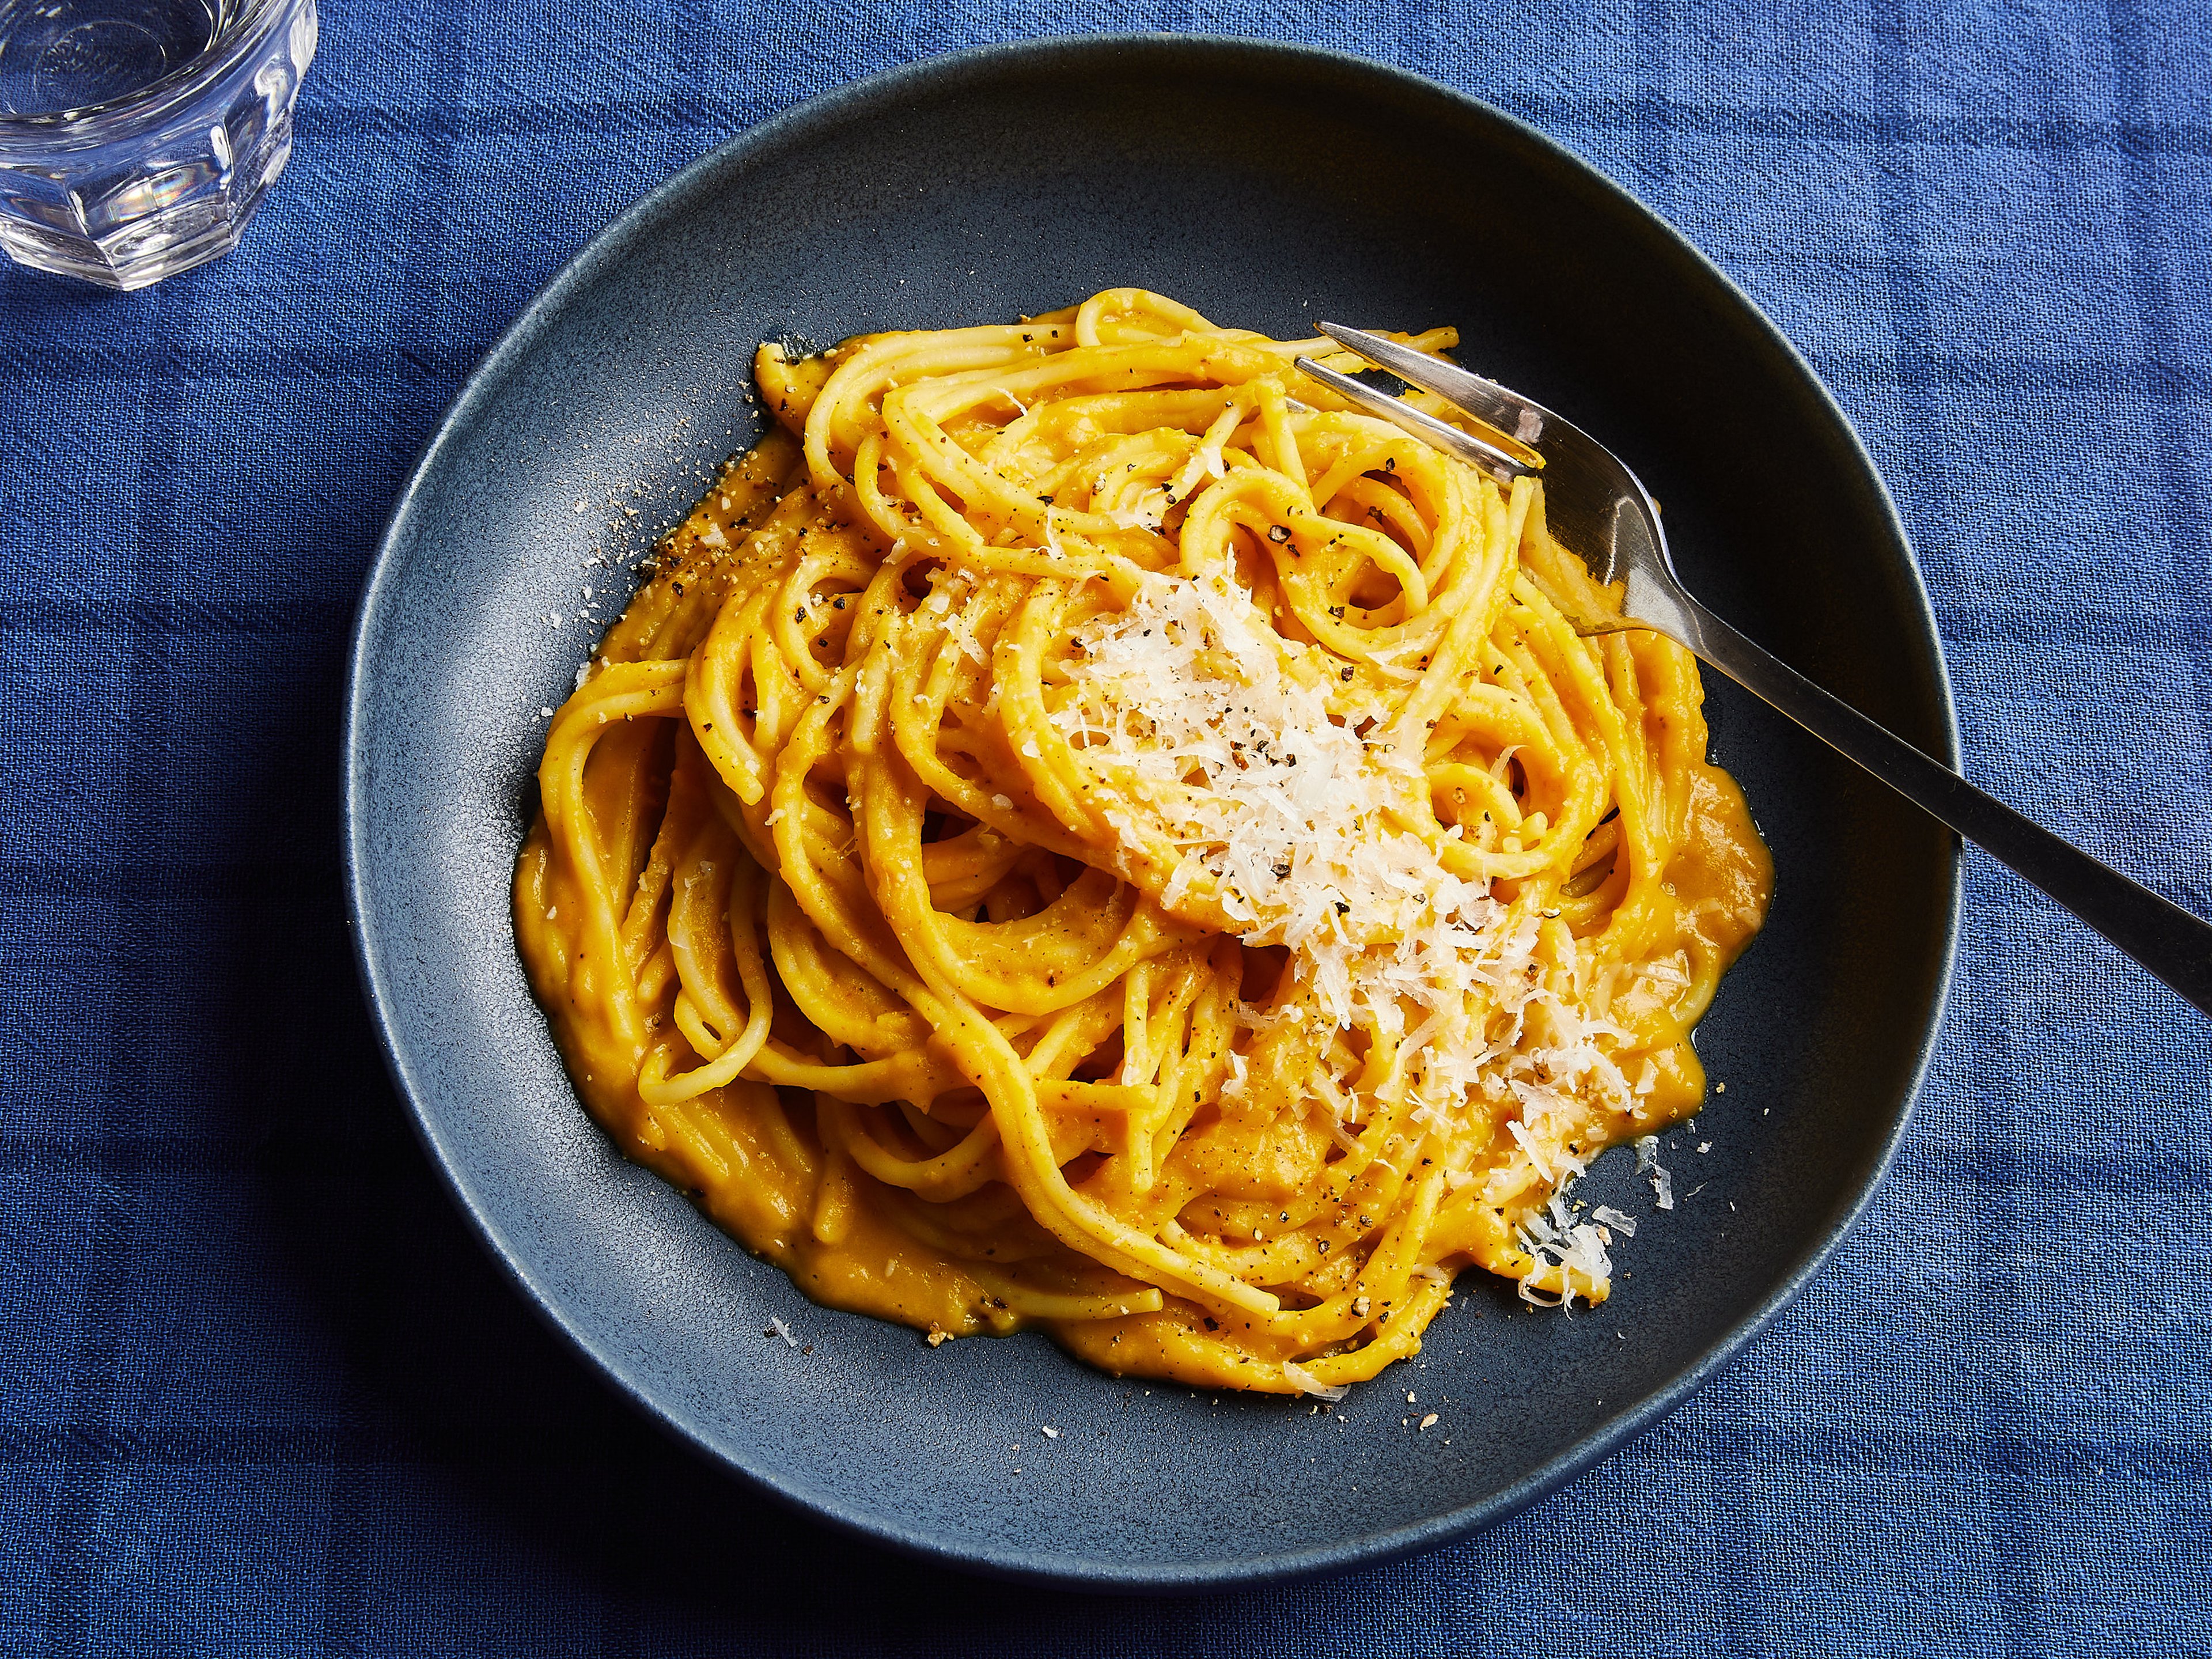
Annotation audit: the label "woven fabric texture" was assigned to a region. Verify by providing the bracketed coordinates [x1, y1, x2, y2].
[1, 2, 2207, 1653]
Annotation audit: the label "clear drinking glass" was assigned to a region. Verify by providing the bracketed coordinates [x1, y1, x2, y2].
[0, 0, 316, 290]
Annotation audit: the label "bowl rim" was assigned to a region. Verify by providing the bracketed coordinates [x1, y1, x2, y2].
[342, 31, 1964, 1590]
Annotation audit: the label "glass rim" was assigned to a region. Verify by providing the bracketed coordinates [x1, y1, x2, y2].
[0, 0, 300, 132]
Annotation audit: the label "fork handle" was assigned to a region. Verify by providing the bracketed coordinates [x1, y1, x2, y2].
[1667, 593, 2212, 1018]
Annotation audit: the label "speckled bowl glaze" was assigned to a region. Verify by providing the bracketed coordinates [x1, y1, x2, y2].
[343, 36, 1961, 1589]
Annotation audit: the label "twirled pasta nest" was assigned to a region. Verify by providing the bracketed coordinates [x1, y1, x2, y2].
[515, 290, 1770, 1395]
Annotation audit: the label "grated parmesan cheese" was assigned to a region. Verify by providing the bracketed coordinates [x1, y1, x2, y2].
[1053, 569, 1640, 1297]
[1634, 1135, 1675, 1210]
[1517, 1193, 1613, 1308]
[1282, 1361, 1350, 1402]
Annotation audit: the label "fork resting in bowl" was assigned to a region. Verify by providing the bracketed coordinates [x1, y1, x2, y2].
[1300, 324, 2212, 1020]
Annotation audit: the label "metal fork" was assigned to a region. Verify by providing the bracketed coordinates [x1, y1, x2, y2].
[1298, 322, 2212, 1018]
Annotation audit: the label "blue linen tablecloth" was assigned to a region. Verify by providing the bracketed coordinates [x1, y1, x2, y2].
[3, 1, 2208, 1652]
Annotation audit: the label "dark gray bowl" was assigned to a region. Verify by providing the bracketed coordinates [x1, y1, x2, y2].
[343, 36, 1960, 1589]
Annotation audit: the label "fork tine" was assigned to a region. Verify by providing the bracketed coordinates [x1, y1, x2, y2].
[1315, 321, 1552, 454]
[1293, 356, 1537, 486]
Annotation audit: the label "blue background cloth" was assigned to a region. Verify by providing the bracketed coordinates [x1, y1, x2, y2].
[2, 1, 2209, 1652]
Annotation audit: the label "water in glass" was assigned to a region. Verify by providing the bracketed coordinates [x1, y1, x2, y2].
[0, 0, 312, 289]
[0, 0, 236, 116]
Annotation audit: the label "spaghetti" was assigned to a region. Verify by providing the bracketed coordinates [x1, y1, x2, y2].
[513, 290, 1772, 1395]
